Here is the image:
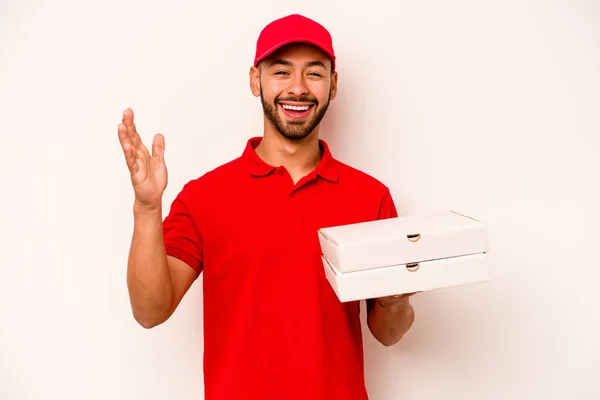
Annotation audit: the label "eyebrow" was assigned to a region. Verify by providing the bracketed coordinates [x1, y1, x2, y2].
[268, 59, 327, 69]
[305, 60, 327, 69]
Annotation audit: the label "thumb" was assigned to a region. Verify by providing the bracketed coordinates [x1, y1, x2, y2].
[152, 133, 165, 162]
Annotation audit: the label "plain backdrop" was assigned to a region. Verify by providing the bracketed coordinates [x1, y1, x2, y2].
[1, 0, 599, 399]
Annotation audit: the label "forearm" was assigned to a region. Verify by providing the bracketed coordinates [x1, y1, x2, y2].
[127, 201, 173, 328]
[367, 299, 415, 347]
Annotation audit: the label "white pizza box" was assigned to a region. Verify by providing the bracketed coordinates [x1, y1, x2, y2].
[322, 252, 490, 302]
[317, 210, 489, 274]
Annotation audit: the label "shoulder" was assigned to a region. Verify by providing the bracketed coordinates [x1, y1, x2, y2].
[174, 156, 245, 200]
[330, 158, 398, 219]
[333, 159, 392, 196]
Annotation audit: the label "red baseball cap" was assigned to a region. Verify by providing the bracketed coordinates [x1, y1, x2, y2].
[254, 14, 336, 70]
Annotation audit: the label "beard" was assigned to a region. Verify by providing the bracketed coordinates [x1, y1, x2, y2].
[260, 87, 331, 141]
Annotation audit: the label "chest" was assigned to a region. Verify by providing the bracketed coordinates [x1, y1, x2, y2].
[198, 175, 381, 286]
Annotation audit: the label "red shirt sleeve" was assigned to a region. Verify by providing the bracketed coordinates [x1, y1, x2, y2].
[377, 188, 398, 220]
[162, 185, 204, 274]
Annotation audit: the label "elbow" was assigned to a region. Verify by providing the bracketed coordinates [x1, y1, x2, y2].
[129, 293, 174, 329]
[136, 317, 161, 329]
[132, 307, 170, 329]
[134, 314, 167, 329]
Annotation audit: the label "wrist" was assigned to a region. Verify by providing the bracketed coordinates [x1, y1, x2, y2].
[133, 199, 162, 214]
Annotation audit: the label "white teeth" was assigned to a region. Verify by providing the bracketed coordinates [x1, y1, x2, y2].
[281, 104, 311, 111]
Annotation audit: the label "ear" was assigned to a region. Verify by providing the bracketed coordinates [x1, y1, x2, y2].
[329, 70, 338, 101]
[249, 66, 261, 97]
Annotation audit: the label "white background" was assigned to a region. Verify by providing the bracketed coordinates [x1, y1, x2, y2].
[1, 0, 599, 399]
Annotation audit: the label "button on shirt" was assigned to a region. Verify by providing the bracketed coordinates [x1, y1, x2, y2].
[162, 137, 398, 400]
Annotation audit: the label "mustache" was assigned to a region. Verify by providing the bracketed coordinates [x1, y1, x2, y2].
[275, 95, 318, 105]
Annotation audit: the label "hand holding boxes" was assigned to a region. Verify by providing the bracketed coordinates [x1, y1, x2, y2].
[318, 210, 490, 302]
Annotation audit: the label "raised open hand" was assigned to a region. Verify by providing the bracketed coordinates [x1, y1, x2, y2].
[117, 108, 168, 209]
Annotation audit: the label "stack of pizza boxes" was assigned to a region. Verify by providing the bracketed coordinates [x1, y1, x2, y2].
[318, 210, 491, 302]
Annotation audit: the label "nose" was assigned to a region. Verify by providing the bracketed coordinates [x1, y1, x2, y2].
[287, 73, 309, 97]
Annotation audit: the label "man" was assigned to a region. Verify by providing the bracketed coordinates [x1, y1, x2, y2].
[118, 14, 417, 400]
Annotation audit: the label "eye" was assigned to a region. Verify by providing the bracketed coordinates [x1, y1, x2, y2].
[274, 71, 289, 75]
[308, 72, 323, 77]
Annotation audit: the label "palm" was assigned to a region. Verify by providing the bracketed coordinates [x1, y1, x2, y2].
[117, 108, 168, 207]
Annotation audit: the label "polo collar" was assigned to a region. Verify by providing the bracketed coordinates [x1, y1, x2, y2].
[242, 137, 339, 182]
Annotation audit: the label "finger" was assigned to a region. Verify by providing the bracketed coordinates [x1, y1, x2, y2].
[122, 108, 143, 148]
[124, 109, 151, 161]
[118, 122, 135, 148]
[123, 142, 138, 171]
[118, 123, 137, 170]
[152, 133, 165, 162]
[117, 123, 130, 146]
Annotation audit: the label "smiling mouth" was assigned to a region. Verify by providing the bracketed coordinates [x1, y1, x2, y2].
[279, 103, 315, 119]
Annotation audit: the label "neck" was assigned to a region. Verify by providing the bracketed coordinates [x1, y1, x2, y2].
[255, 120, 322, 177]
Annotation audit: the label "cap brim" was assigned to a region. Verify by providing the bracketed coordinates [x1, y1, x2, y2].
[254, 37, 336, 69]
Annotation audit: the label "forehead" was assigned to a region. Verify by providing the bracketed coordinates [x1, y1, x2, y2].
[262, 43, 331, 68]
